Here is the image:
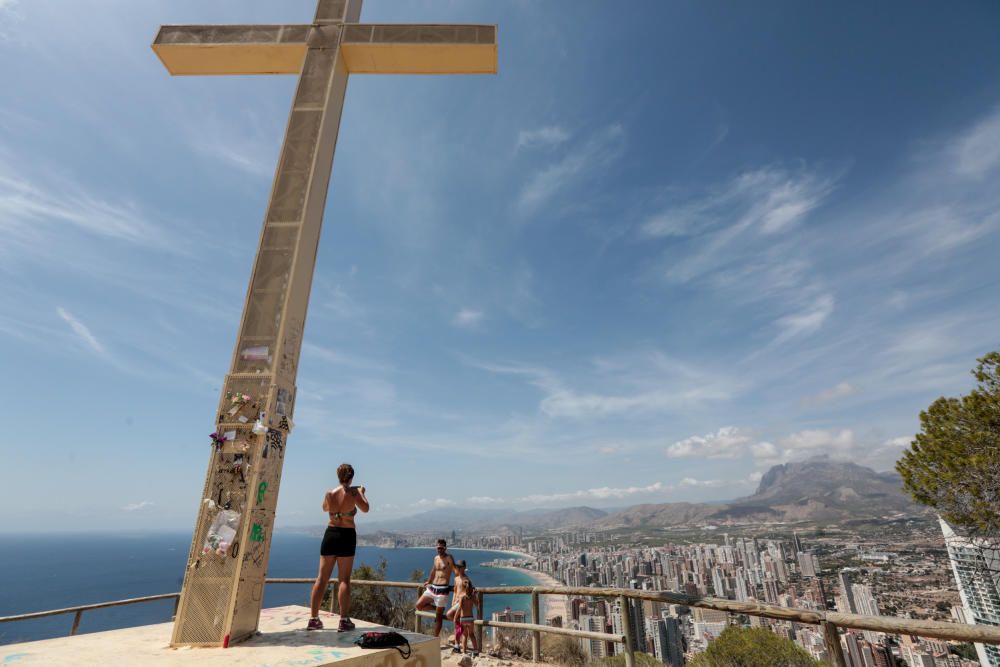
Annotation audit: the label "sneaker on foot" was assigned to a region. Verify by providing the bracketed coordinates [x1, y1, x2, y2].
[306, 617, 323, 631]
[338, 617, 355, 632]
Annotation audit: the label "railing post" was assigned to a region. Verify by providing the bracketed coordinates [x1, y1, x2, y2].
[172, 595, 180, 621]
[619, 595, 635, 667]
[476, 590, 485, 650]
[530, 588, 541, 662]
[70, 610, 83, 636]
[821, 621, 847, 667]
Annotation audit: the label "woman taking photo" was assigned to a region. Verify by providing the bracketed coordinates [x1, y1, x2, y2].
[308, 463, 369, 631]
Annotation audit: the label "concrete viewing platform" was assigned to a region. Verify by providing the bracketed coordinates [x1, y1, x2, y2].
[0, 605, 440, 667]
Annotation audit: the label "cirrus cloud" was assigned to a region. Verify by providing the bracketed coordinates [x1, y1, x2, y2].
[666, 426, 753, 459]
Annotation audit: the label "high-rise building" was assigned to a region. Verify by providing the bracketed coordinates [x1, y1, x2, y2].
[662, 617, 685, 667]
[799, 551, 817, 578]
[578, 614, 608, 660]
[610, 598, 645, 657]
[850, 584, 882, 644]
[838, 570, 858, 614]
[940, 518, 1000, 667]
[489, 606, 528, 645]
[845, 632, 876, 667]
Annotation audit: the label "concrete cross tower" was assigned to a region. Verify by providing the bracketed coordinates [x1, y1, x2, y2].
[151, 0, 496, 647]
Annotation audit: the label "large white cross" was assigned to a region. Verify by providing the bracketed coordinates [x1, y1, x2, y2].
[152, 0, 496, 647]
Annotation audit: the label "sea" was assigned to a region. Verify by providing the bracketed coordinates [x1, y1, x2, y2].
[0, 533, 537, 647]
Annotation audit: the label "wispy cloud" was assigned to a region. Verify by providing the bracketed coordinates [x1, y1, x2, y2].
[469, 350, 737, 419]
[952, 104, 1000, 178]
[121, 500, 153, 511]
[802, 381, 858, 406]
[467, 496, 505, 504]
[773, 293, 835, 345]
[0, 163, 164, 249]
[777, 428, 855, 460]
[452, 308, 484, 329]
[678, 477, 726, 488]
[0, 0, 18, 40]
[516, 126, 570, 152]
[186, 109, 280, 179]
[301, 342, 393, 373]
[521, 481, 664, 505]
[415, 498, 456, 508]
[321, 283, 366, 323]
[641, 166, 836, 242]
[194, 140, 274, 179]
[56, 307, 106, 357]
[638, 168, 840, 355]
[516, 123, 625, 215]
[665, 426, 866, 465]
[666, 427, 752, 459]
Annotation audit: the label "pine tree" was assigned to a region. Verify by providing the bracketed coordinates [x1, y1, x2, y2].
[688, 626, 821, 667]
[896, 351, 1000, 542]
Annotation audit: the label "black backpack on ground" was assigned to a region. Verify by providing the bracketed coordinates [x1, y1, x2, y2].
[354, 630, 412, 659]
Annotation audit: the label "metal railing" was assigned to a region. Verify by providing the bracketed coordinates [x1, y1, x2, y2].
[3, 578, 1000, 667]
[0, 593, 181, 638]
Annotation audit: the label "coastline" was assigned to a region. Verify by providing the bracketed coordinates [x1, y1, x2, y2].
[453, 547, 533, 560]
[359, 545, 532, 561]
[489, 565, 569, 622]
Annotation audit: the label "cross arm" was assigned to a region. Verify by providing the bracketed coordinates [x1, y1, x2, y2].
[152, 25, 310, 75]
[341, 24, 497, 74]
[152, 23, 496, 77]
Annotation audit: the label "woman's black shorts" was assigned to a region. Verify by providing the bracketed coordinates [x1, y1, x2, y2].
[321, 526, 357, 557]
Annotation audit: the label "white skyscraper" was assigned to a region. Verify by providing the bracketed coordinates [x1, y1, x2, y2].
[579, 614, 608, 660]
[850, 583, 881, 644]
[798, 551, 816, 578]
[940, 517, 1000, 667]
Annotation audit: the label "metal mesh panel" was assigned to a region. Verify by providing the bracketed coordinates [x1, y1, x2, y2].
[266, 109, 323, 222]
[477, 26, 496, 44]
[175, 564, 237, 644]
[240, 293, 283, 337]
[155, 25, 289, 45]
[279, 25, 310, 43]
[371, 25, 421, 43]
[294, 51, 336, 107]
[205, 25, 282, 44]
[343, 24, 372, 43]
[307, 25, 341, 50]
[314, 0, 347, 22]
[260, 225, 300, 251]
[359, 24, 483, 44]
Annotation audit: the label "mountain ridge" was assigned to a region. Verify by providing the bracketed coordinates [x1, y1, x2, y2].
[358, 457, 925, 533]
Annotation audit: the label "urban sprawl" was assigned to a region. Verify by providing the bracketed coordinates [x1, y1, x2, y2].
[376, 519, 999, 666]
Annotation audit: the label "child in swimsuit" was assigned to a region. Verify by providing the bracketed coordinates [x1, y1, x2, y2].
[448, 562, 479, 655]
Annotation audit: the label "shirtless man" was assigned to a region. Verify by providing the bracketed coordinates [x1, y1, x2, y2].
[416, 538, 458, 636]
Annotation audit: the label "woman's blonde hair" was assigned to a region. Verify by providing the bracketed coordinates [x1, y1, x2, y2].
[337, 463, 354, 484]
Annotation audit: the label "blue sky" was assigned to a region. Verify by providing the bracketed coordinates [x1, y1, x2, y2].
[2, 0, 999, 532]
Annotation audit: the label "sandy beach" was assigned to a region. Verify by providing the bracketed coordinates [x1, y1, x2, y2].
[455, 546, 533, 560]
[491, 565, 570, 623]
